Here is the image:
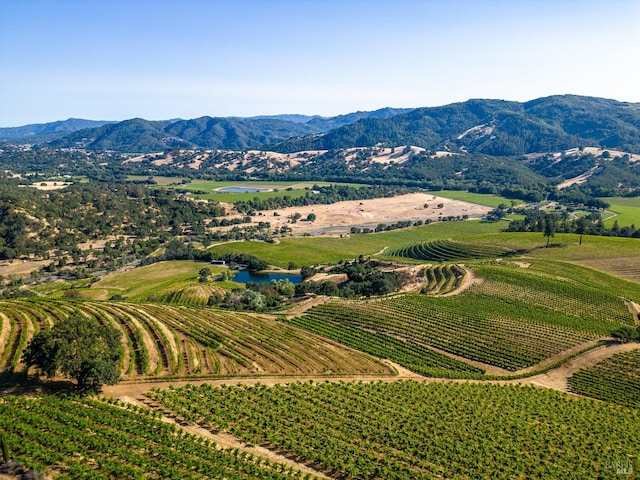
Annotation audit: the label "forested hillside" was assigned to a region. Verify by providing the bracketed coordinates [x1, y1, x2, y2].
[6, 95, 639, 154]
[268, 95, 640, 155]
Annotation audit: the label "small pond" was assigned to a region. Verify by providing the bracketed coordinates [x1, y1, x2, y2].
[217, 186, 271, 193]
[232, 270, 302, 284]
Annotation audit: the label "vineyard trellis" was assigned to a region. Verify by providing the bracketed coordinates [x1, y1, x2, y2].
[386, 239, 517, 261]
[0, 299, 392, 382]
[149, 381, 640, 480]
[569, 349, 640, 408]
[0, 395, 306, 479]
[296, 262, 635, 373]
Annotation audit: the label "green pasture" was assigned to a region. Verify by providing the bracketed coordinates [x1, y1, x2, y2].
[86, 260, 226, 301]
[426, 190, 522, 208]
[208, 217, 640, 271]
[467, 231, 640, 262]
[209, 220, 507, 267]
[601, 197, 640, 227]
[169, 180, 365, 202]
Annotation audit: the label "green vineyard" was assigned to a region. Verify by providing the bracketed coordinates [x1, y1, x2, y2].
[152, 284, 225, 307]
[0, 299, 392, 381]
[296, 262, 636, 372]
[149, 381, 640, 479]
[569, 349, 640, 408]
[419, 264, 466, 294]
[386, 239, 516, 261]
[0, 395, 302, 479]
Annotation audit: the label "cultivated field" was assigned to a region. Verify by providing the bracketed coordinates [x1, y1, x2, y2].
[0, 299, 392, 380]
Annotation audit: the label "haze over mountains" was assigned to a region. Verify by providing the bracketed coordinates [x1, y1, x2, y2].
[1, 95, 639, 156]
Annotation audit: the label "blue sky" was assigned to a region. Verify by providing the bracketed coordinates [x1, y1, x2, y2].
[1, 0, 638, 126]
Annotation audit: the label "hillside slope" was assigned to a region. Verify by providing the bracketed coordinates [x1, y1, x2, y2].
[267, 95, 640, 155]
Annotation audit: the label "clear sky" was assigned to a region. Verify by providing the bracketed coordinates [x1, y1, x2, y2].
[1, 0, 638, 126]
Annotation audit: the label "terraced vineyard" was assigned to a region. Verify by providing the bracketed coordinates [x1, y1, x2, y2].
[386, 239, 517, 261]
[420, 264, 466, 294]
[0, 299, 392, 381]
[0, 395, 301, 479]
[569, 349, 640, 408]
[153, 284, 225, 306]
[296, 262, 636, 372]
[149, 381, 640, 479]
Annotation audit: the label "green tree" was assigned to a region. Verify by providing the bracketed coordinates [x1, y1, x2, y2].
[575, 216, 587, 245]
[611, 326, 639, 343]
[198, 267, 211, 283]
[543, 213, 557, 247]
[22, 314, 123, 392]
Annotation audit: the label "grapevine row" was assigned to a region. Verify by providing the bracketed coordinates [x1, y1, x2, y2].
[149, 381, 640, 479]
[387, 239, 515, 261]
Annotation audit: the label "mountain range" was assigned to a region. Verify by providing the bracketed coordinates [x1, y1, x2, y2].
[1, 96, 639, 155]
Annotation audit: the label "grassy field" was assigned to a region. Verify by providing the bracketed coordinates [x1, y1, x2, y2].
[171, 180, 364, 202]
[85, 260, 228, 301]
[602, 196, 640, 227]
[209, 220, 507, 267]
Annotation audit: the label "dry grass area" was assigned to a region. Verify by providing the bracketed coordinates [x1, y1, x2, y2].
[233, 193, 492, 236]
[28, 181, 72, 190]
[573, 257, 640, 284]
[0, 259, 50, 277]
[118, 146, 462, 172]
[565, 146, 640, 162]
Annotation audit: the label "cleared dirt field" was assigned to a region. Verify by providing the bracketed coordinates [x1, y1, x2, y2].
[234, 193, 492, 236]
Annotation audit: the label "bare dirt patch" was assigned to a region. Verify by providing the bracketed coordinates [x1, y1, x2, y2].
[232, 193, 492, 237]
[0, 259, 49, 277]
[557, 165, 600, 189]
[28, 181, 72, 190]
[522, 341, 640, 391]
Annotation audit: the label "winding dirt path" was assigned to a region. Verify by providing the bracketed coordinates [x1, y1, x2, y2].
[624, 299, 640, 325]
[438, 265, 482, 297]
[521, 342, 640, 392]
[119, 395, 331, 479]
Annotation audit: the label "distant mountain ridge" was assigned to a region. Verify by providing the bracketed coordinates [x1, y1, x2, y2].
[3, 96, 639, 155]
[27, 107, 406, 153]
[0, 118, 113, 142]
[267, 95, 640, 155]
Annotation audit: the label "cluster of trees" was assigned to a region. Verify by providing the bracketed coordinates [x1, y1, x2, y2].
[504, 210, 640, 240]
[611, 326, 640, 343]
[233, 184, 419, 213]
[296, 259, 402, 298]
[210, 279, 296, 312]
[0, 179, 225, 260]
